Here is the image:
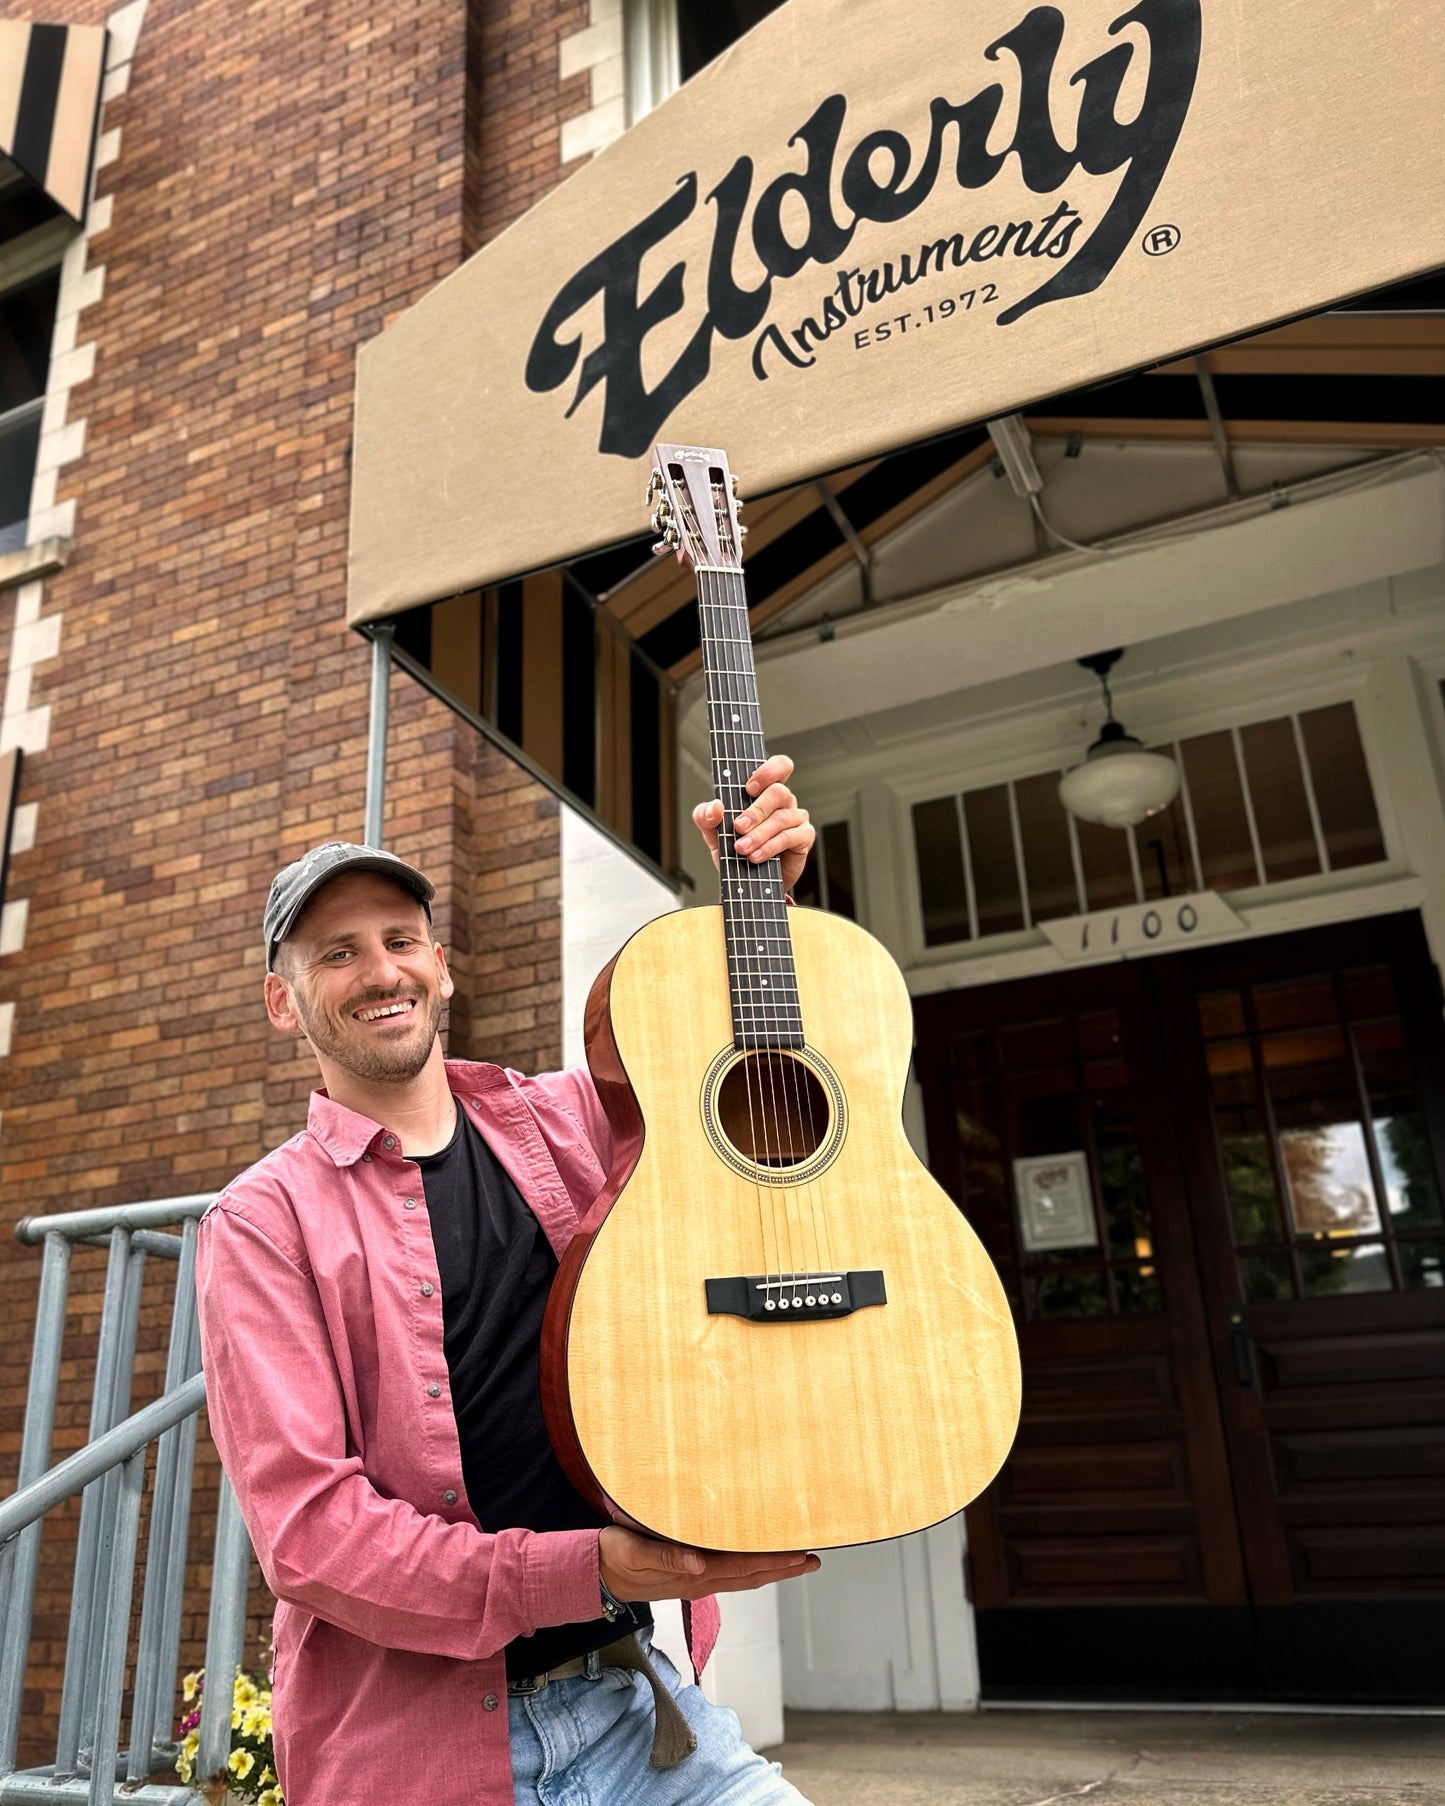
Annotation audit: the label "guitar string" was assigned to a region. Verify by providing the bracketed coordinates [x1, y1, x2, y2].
[704, 564, 793, 1286]
[709, 562, 804, 1289]
[700, 568, 777, 1283]
[721, 566, 821, 1289]
[709, 565, 795, 1287]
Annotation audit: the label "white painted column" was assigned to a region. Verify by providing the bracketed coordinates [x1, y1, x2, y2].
[1361, 653, 1445, 989]
[559, 804, 787, 1749]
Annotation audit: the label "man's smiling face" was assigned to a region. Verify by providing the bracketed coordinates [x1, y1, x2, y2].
[264, 870, 454, 1085]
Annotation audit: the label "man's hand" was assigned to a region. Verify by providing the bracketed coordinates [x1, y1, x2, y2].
[599, 1524, 820, 1602]
[692, 753, 815, 895]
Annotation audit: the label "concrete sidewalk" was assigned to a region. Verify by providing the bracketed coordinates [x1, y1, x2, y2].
[768, 1708, 1445, 1805]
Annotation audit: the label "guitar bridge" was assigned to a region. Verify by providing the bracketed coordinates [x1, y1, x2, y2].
[705, 1270, 886, 1322]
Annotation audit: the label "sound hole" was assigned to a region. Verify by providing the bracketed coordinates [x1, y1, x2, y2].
[715, 1053, 830, 1168]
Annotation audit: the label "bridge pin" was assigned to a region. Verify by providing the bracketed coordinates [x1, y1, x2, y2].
[806, 1295, 816, 1306]
[779, 1298, 789, 1310]
[831, 1292, 842, 1304]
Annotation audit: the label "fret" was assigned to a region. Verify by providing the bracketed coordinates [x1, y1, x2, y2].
[674, 462, 806, 1054]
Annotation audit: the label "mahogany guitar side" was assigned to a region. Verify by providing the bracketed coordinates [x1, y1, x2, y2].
[540, 903, 1022, 1552]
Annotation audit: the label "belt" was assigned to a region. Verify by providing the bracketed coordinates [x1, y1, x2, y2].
[506, 1632, 698, 1769]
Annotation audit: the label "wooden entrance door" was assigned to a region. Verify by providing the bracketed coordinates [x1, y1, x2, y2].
[913, 911, 1445, 1703]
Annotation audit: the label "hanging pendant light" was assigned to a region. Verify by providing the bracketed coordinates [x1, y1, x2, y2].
[1058, 650, 1180, 829]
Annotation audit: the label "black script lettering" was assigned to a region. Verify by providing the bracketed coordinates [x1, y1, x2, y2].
[997, 0, 1201, 324]
[841, 129, 917, 224]
[529, 0, 1201, 450]
[917, 234, 967, 277]
[706, 159, 771, 340]
[751, 95, 854, 280]
[752, 322, 816, 380]
[524, 175, 711, 459]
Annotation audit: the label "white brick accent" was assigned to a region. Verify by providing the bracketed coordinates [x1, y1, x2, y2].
[0, 899, 29, 956]
[557, 0, 628, 164]
[10, 803, 37, 855]
[0, 1000, 14, 1056]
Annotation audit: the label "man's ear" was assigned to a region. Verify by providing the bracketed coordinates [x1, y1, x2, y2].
[264, 971, 305, 1037]
[433, 938, 455, 1003]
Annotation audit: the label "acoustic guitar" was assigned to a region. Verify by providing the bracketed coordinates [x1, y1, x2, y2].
[541, 443, 1020, 1552]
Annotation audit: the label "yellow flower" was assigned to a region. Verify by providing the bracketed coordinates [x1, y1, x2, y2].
[261, 1767, 276, 1785]
[175, 1753, 192, 1784]
[227, 1747, 256, 1781]
[234, 1673, 259, 1709]
[231, 1704, 242, 1729]
[258, 1789, 283, 1806]
[182, 1670, 203, 1703]
[241, 1703, 270, 1738]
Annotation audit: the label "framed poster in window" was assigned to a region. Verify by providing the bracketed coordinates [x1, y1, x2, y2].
[1014, 1151, 1099, 1254]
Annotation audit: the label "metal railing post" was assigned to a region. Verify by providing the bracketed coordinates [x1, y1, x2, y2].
[85, 1443, 145, 1806]
[364, 622, 394, 849]
[127, 1219, 200, 1779]
[77, 1239, 146, 1769]
[0, 1233, 72, 1770]
[54, 1231, 134, 1777]
[195, 1473, 250, 1787]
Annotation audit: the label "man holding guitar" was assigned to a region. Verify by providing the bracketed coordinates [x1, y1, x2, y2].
[195, 755, 818, 1806]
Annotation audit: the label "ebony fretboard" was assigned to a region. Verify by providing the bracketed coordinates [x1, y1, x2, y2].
[697, 567, 803, 1051]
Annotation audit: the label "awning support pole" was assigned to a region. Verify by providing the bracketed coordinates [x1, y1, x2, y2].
[364, 624, 394, 849]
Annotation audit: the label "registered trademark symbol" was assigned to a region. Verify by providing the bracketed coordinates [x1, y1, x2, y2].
[1142, 224, 1181, 256]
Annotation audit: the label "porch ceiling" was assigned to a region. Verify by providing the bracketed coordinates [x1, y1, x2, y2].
[572, 277, 1445, 685]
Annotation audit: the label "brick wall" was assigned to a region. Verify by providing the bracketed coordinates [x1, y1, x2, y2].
[0, 0, 590, 1769]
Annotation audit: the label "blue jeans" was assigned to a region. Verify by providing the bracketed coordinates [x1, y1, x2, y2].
[508, 1632, 811, 1805]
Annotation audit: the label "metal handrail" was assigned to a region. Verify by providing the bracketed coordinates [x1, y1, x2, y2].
[0, 1195, 256, 1806]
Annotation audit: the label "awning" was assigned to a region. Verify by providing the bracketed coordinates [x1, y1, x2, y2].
[0, 21, 106, 224]
[349, 0, 1445, 626]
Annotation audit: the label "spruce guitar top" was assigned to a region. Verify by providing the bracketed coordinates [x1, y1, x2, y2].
[540, 443, 1021, 1552]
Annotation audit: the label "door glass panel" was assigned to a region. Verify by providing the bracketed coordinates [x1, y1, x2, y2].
[1198, 989, 1246, 1039]
[1355, 1020, 1444, 1228]
[1240, 1250, 1296, 1301]
[1299, 1240, 1392, 1297]
[1398, 1240, 1445, 1290]
[1252, 976, 1338, 1031]
[1208, 1054, 1283, 1244]
[1025, 1269, 1109, 1319]
[1278, 1121, 1382, 1238]
[1114, 1264, 1164, 1314]
[1095, 1107, 1150, 1259]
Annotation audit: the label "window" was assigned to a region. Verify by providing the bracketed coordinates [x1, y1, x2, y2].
[0, 165, 70, 552]
[625, 0, 788, 123]
[790, 818, 857, 919]
[913, 702, 1387, 948]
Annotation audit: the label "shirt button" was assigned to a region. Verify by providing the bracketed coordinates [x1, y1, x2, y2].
[383, 1135, 396, 1150]
[483, 1693, 498, 1712]
[421, 1283, 434, 1297]
[427, 1383, 441, 1398]
[361, 1154, 372, 1163]
[442, 1488, 457, 1505]
[403, 1198, 417, 1209]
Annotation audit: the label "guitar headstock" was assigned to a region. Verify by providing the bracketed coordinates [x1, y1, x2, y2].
[646, 443, 747, 570]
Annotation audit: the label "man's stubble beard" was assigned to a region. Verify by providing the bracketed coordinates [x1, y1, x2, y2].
[291, 985, 446, 1084]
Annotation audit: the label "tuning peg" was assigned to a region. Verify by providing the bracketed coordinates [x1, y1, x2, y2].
[645, 467, 665, 507]
[730, 474, 741, 498]
[737, 524, 749, 539]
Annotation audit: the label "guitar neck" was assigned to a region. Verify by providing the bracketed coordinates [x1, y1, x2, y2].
[696, 566, 803, 1052]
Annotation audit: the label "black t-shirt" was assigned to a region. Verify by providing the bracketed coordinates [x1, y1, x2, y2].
[414, 1104, 650, 1679]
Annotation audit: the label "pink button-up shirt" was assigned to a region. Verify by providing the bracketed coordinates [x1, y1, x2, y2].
[196, 1058, 719, 1806]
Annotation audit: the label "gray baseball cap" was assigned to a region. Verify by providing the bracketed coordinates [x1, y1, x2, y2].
[264, 842, 434, 971]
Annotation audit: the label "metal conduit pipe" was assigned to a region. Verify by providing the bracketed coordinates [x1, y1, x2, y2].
[364, 622, 394, 849]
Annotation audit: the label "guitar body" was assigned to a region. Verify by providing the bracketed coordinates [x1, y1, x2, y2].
[541, 903, 1021, 1552]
